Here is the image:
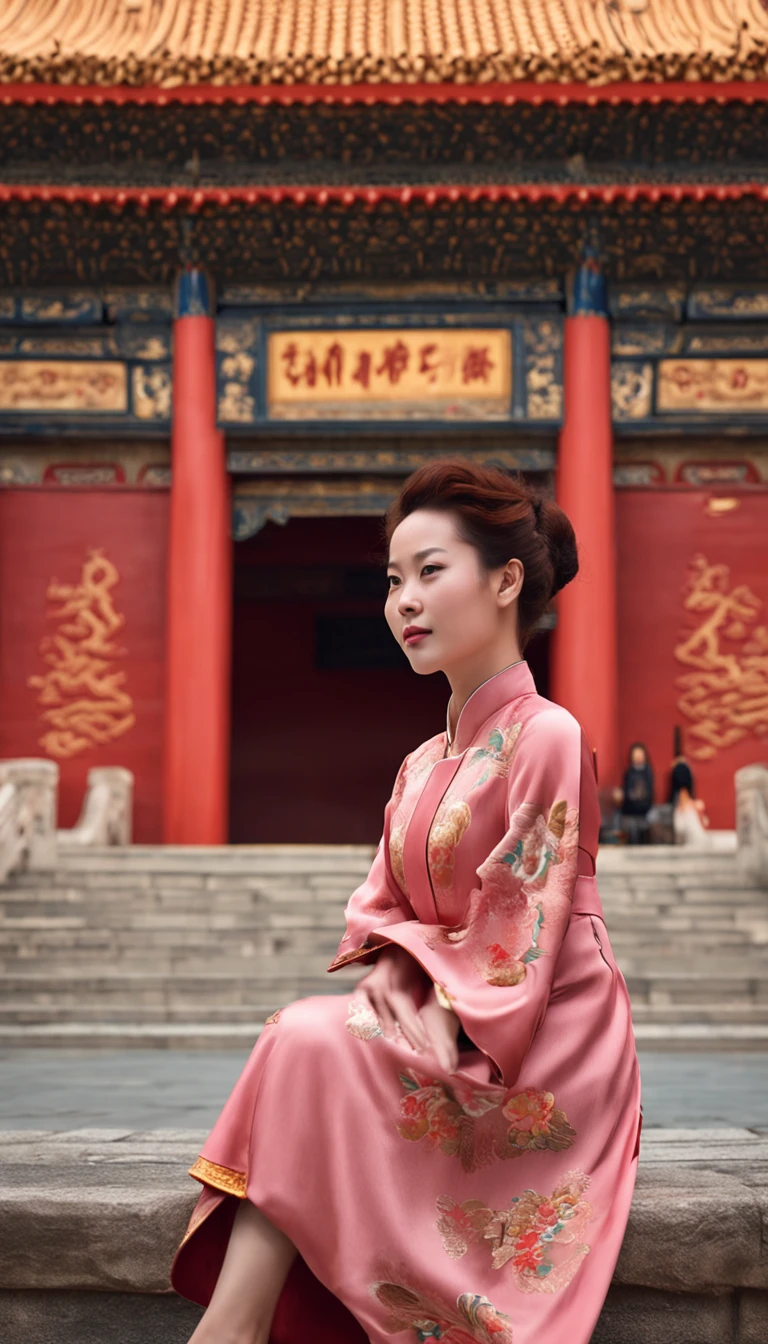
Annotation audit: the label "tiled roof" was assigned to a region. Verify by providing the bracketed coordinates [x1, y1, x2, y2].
[0, 0, 766, 87]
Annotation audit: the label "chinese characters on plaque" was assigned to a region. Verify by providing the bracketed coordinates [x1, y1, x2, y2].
[267, 328, 512, 420]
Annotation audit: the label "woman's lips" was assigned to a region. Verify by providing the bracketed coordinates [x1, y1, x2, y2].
[404, 630, 431, 646]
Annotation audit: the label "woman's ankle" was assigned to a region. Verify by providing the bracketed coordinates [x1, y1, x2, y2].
[188, 1315, 267, 1344]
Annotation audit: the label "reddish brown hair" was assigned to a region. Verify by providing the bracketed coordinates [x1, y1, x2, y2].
[383, 459, 578, 647]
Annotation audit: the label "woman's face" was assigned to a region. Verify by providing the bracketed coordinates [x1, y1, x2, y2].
[630, 746, 647, 768]
[385, 507, 521, 676]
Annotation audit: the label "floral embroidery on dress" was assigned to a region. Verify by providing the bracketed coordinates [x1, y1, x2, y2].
[436, 1169, 593, 1294]
[389, 820, 408, 896]
[417, 801, 578, 989]
[396, 1070, 575, 1172]
[502, 801, 567, 885]
[370, 1275, 514, 1343]
[264, 1009, 282, 1026]
[429, 799, 472, 891]
[466, 723, 523, 790]
[346, 996, 383, 1041]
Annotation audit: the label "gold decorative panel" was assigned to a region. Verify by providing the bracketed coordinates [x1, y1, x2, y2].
[267, 328, 511, 421]
[28, 550, 136, 759]
[659, 360, 768, 414]
[674, 555, 768, 761]
[0, 361, 127, 413]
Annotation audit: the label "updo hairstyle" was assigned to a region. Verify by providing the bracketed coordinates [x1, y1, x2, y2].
[383, 459, 579, 647]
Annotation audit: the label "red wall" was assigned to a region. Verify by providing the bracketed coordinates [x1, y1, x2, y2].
[617, 488, 768, 828]
[0, 489, 168, 841]
[230, 515, 552, 844]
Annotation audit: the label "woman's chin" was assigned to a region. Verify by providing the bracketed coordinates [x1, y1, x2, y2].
[406, 651, 443, 676]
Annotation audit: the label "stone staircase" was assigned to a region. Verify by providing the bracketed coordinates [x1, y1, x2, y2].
[0, 840, 766, 1047]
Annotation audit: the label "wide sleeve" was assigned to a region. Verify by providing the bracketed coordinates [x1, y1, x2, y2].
[355, 709, 593, 1085]
[327, 754, 417, 971]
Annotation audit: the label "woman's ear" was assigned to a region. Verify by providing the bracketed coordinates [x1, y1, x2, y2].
[498, 558, 524, 607]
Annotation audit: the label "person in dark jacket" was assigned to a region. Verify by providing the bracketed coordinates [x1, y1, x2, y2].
[618, 742, 655, 844]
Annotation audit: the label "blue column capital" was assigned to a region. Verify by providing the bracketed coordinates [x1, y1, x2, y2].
[175, 268, 214, 318]
[568, 244, 609, 318]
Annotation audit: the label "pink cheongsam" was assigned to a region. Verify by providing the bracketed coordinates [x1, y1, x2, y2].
[171, 659, 642, 1344]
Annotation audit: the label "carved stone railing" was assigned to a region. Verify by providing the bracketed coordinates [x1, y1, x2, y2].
[0, 760, 134, 882]
[735, 764, 768, 883]
[0, 759, 58, 883]
[58, 767, 133, 849]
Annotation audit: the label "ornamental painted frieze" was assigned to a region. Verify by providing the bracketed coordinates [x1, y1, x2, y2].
[611, 362, 653, 420]
[674, 554, 768, 760]
[0, 361, 127, 413]
[28, 549, 136, 759]
[523, 318, 562, 421]
[658, 359, 768, 413]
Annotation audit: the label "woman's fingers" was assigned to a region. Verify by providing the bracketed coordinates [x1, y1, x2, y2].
[362, 985, 398, 1041]
[389, 991, 431, 1052]
[419, 991, 460, 1074]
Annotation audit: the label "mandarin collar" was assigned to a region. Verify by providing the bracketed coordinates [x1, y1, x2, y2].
[447, 659, 536, 756]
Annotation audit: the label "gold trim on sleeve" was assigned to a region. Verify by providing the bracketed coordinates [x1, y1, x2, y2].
[327, 942, 376, 970]
[188, 1155, 247, 1198]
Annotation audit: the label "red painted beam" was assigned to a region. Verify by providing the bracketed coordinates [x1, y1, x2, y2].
[0, 183, 765, 209]
[1, 80, 768, 106]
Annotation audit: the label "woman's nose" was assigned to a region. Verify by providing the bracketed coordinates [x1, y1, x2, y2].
[397, 586, 421, 614]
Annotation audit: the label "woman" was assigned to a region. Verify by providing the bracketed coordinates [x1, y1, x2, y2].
[617, 743, 655, 845]
[669, 757, 710, 846]
[171, 460, 642, 1344]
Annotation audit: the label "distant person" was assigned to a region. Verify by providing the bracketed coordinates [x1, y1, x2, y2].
[617, 742, 655, 844]
[669, 756, 710, 845]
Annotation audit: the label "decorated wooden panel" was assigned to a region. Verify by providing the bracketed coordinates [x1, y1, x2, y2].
[0, 287, 171, 434]
[0, 490, 169, 841]
[616, 488, 768, 829]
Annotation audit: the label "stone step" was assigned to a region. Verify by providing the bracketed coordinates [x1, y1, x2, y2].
[2, 894, 763, 923]
[3, 997, 768, 1027]
[0, 972, 363, 1007]
[0, 965, 763, 1005]
[624, 975, 768, 1005]
[11, 844, 377, 877]
[1, 1019, 766, 1049]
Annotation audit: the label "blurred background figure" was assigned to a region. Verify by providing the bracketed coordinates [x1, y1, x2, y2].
[669, 745, 711, 846]
[614, 742, 655, 844]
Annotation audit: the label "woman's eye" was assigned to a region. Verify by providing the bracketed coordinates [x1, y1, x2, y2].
[422, 564, 441, 577]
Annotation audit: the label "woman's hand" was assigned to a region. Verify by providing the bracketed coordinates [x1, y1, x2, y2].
[360, 945, 461, 1074]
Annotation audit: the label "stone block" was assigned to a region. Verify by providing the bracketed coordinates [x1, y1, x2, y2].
[0, 1289, 202, 1344]
[739, 1288, 768, 1343]
[615, 1165, 765, 1293]
[593, 1285, 736, 1344]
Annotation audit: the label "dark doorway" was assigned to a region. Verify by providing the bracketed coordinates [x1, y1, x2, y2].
[229, 514, 551, 843]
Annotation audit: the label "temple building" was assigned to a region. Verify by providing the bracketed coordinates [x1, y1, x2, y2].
[0, 1, 766, 843]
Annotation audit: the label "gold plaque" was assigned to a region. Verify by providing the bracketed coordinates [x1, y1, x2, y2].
[268, 328, 512, 420]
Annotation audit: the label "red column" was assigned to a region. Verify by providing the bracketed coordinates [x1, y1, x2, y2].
[163, 269, 232, 843]
[551, 261, 619, 789]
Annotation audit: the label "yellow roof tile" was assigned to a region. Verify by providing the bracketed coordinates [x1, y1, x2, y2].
[0, 0, 766, 86]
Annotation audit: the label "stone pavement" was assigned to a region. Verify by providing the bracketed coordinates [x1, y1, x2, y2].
[1, 1047, 767, 1130]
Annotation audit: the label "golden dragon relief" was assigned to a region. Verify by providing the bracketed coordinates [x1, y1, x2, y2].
[27, 548, 136, 759]
[674, 554, 768, 760]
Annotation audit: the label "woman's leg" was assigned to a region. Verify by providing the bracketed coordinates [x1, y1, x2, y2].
[187, 1198, 298, 1344]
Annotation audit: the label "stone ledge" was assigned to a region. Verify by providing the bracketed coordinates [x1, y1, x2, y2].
[0, 1129, 766, 1342]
